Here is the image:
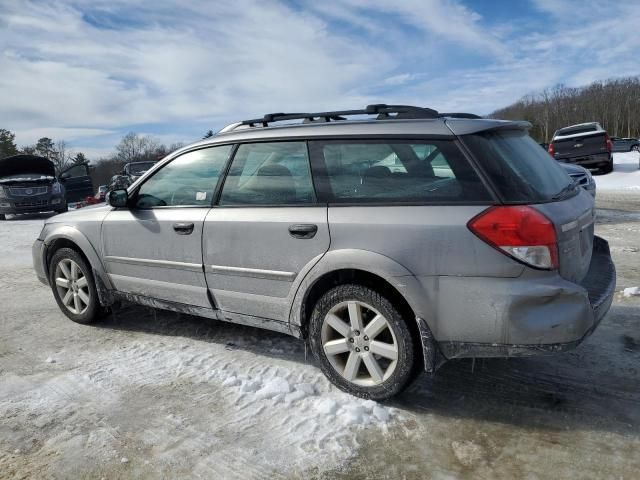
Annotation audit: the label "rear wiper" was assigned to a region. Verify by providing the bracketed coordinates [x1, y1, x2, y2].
[551, 181, 577, 201]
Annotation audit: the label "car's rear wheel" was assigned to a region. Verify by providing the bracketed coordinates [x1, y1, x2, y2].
[601, 159, 614, 174]
[632, 145, 639, 152]
[49, 248, 105, 324]
[0, 213, 5, 221]
[309, 284, 417, 400]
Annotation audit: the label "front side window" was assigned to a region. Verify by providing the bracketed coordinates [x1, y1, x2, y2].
[62, 164, 90, 178]
[309, 140, 491, 203]
[219, 142, 315, 205]
[135, 145, 232, 208]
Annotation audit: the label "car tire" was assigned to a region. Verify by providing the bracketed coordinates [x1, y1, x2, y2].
[632, 145, 639, 152]
[309, 284, 417, 400]
[0, 213, 5, 221]
[601, 160, 614, 174]
[49, 248, 106, 324]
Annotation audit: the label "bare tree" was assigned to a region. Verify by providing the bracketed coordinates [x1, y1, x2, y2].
[115, 132, 160, 163]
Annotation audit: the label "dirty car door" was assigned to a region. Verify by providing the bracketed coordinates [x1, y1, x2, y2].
[101, 146, 233, 308]
[203, 141, 330, 322]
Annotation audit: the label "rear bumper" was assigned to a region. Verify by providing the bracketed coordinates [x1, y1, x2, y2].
[556, 153, 611, 168]
[434, 236, 616, 359]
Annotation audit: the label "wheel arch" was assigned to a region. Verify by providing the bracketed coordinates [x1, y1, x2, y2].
[289, 249, 434, 336]
[43, 226, 114, 301]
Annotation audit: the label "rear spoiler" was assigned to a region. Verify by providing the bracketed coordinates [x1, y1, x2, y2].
[444, 119, 531, 136]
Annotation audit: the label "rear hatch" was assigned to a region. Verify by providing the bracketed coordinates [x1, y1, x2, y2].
[552, 131, 608, 161]
[461, 128, 595, 283]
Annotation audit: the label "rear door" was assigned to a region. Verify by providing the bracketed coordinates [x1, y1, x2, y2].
[60, 163, 93, 203]
[202, 141, 329, 321]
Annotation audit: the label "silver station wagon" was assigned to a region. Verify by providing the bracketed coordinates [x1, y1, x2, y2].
[33, 104, 616, 400]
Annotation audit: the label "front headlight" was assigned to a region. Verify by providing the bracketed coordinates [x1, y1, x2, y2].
[0, 186, 7, 198]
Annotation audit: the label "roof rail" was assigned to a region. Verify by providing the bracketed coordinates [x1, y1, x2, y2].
[239, 104, 440, 127]
[216, 104, 481, 133]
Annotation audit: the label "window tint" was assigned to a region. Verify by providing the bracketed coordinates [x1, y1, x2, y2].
[309, 140, 491, 203]
[219, 142, 315, 205]
[464, 130, 573, 202]
[135, 146, 232, 208]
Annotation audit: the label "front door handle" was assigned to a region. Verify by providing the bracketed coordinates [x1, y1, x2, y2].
[288, 224, 318, 239]
[173, 222, 195, 235]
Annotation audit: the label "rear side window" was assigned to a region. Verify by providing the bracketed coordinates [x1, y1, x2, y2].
[219, 142, 315, 205]
[464, 130, 573, 203]
[308, 140, 491, 203]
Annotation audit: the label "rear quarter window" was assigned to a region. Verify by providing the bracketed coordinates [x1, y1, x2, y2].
[308, 140, 492, 203]
[463, 130, 573, 203]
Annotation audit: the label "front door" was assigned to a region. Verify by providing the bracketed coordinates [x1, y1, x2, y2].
[60, 163, 93, 203]
[101, 145, 233, 308]
[203, 141, 329, 321]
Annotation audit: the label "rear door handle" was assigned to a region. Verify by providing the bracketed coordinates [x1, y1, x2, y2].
[173, 222, 195, 235]
[288, 224, 318, 239]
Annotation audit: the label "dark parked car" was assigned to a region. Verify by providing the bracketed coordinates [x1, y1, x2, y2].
[610, 136, 640, 152]
[548, 122, 613, 173]
[0, 155, 92, 220]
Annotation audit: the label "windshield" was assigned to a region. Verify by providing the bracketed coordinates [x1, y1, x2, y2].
[464, 130, 575, 203]
[129, 162, 155, 175]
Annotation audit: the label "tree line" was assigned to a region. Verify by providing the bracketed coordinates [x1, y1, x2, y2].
[490, 76, 640, 142]
[0, 129, 184, 187]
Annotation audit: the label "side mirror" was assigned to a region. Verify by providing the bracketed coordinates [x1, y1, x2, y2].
[59, 172, 70, 181]
[108, 189, 129, 208]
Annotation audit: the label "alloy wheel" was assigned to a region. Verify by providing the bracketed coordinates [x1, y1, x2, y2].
[321, 300, 399, 386]
[54, 258, 90, 315]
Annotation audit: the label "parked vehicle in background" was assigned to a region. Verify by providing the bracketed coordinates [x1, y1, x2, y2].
[33, 104, 616, 400]
[96, 185, 108, 202]
[1, 155, 67, 220]
[548, 122, 613, 173]
[59, 163, 95, 205]
[108, 161, 157, 191]
[559, 163, 596, 197]
[610, 136, 640, 152]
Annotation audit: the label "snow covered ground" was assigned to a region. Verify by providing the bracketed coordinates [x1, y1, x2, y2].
[1, 208, 640, 478]
[594, 151, 640, 190]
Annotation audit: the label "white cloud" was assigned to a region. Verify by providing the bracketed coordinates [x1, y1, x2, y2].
[1, 0, 639, 158]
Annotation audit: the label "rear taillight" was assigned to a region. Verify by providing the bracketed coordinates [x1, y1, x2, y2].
[604, 132, 612, 153]
[547, 142, 555, 156]
[468, 206, 559, 270]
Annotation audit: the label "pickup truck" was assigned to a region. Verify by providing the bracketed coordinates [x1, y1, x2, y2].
[548, 122, 613, 173]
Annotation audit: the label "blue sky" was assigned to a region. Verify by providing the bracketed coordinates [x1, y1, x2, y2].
[1, 0, 639, 160]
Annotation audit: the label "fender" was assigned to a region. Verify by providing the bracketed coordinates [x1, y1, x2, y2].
[287, 248, 437, 336]
[43, 225, 114, 293]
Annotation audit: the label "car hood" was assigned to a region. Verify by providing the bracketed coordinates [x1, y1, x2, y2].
[45, 203, 112, 224]
[0, 154, 56, 180]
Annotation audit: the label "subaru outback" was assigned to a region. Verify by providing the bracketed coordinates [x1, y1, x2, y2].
[32, 104, 616, 400]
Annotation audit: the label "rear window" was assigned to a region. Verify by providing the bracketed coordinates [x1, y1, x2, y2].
[464, 130, 574, 203]
[555, 125, 597, 137]
[308, 140, 491, 203]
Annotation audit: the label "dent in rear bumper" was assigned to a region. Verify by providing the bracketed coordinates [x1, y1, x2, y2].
[32, 239, 48, 285]
[427, 236, 616, 359]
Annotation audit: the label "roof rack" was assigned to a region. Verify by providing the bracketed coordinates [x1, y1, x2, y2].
[217, 104, 481, 133]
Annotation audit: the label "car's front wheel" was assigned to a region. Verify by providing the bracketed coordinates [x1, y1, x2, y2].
[49, 248, 105, 324]
[309, 284, 417, 400]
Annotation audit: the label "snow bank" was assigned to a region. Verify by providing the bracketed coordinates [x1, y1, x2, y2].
[622, 287, 640, 297]
[594, 152, 640, 190]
